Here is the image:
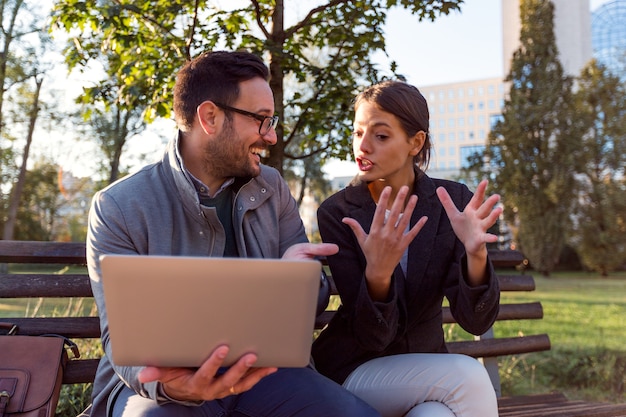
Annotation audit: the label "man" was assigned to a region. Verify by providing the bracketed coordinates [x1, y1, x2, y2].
[86, 50, 380, 417]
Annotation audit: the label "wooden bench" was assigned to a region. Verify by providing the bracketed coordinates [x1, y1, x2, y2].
[1, 240, 625, 417]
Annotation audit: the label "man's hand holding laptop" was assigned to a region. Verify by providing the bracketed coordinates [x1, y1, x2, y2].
[137, 242, 339, 402]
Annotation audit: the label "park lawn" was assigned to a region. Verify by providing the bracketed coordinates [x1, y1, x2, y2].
[496, 270, 626, 351]
[493, 270, 626, 402]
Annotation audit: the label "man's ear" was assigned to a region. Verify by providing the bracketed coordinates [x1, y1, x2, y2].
[409, 131, 426, 156]
[196, 101, 219, 135]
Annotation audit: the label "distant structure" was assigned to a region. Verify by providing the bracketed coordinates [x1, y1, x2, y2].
[421, 0, 614, 179]
[419, 78, 505, 176]
[591, 0, 626, 78]
[502, 0, 592, 77]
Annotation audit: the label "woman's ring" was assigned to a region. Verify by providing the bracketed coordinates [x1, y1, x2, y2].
[229, 386, 237, 395]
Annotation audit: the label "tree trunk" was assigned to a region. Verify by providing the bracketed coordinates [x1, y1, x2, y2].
[3, 75, 43, 240]
[0, 0, 26, 155]
[267, 0, 285, 174]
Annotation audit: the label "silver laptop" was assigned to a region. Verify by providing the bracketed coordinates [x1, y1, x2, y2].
[99, 254, 321, 368]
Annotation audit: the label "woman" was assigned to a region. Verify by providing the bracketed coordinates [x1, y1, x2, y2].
[312, 80, 502, 417]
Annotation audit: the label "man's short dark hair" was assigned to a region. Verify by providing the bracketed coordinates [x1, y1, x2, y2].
[173, 51, 270, 131]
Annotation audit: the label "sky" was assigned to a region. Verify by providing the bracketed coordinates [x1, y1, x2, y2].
[46, 0, 613, 178]
[323, 0, 613, 178]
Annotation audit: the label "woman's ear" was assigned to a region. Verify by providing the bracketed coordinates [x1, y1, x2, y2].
[409, 131, 426, 156]
[196, 101, 219, 135]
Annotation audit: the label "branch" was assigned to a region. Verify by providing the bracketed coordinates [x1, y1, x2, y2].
[250, 0, 270, 39]
[284, 0, 350, 38]
[185, 0, 202, 60]
[284, 141, 331, 161]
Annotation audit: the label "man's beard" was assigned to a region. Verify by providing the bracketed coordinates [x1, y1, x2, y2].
[202, 119, 263, 180]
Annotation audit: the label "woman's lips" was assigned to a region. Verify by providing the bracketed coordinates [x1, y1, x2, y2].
[357, 157, 374, 172]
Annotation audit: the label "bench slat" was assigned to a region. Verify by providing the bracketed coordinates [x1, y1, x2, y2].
[0, 274, 93, 297]
[488, 249, 526, 268]
[1, 273, 536, 299]
[4, 317, 101, 339]
[64, 359, 100, 385]
[0, 240, 86, 264]
[315, 302, 543, 329]
[498, 274, 535, 291]
[447, 334, 551, 357]
[0, 244, 518, 268]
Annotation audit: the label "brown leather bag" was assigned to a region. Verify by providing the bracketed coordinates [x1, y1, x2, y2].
[0, 323, 79, 417]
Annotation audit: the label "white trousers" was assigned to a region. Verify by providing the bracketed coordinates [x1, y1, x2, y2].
[342, 353, 499, 417]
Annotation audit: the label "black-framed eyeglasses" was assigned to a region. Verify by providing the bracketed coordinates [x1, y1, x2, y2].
[213, 102, 279, 135]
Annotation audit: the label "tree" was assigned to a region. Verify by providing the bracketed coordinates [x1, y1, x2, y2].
[13, 160, 65, 240]
[569, 60, 626, 275]
[0, 0, 58, 241]
[2, 73, 43, 240]
[75, 100, 146, 184]
[50, 0, 464, 179]
[485, 0, 580, 276]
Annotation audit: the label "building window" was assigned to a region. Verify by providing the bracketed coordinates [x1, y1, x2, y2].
[460, 145, 486, 168]
[458, 102, 464, 112]
[490, 114, 503, 128]
[458, 117, 465, 127]
[468, 102, 474, 111]
[478, 101, 484, 110]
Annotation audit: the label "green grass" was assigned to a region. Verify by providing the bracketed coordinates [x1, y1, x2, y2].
[490, 270, 626, 402]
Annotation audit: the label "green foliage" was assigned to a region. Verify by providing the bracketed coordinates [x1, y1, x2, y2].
[56, 383, 93, 417]
[485, 0, 580, 275]
[14, 161, 62, 240]
[569, 60, 626, 275]
[49, 0, 463, 177]
[500, 349, 626, 402]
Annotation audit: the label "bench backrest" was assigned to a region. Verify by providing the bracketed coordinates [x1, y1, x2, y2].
[0, 240, 550, 389]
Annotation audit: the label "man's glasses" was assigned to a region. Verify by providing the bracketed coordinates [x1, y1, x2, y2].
[213, 102, 279, 135]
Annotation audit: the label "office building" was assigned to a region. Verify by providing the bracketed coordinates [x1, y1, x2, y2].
[591, 0, 626, 78]
[424, 0, 602, 179]
[502, 0, 592, 77]
[419, 78, 505, 177]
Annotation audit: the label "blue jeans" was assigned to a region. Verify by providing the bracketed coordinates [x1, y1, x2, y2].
[112, 367, 381, 417]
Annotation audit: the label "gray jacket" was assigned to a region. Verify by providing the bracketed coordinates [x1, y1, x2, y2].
[86, 134, 307, 417]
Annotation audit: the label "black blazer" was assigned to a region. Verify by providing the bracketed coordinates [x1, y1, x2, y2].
[312, 171, 500, 384]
